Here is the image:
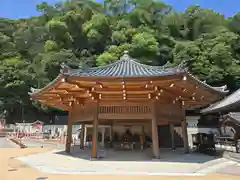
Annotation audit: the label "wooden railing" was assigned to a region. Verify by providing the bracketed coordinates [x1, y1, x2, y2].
[99, 105, 151, 114]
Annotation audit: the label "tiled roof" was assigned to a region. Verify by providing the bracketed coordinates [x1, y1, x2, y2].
[63, 51, 186, 77]
[29, 52, 229, 96]
[202, 81, 228, 92]
[228, 112, 240, 122]
[201, 88, 240, 113]
[212, 85, 228, 92]
[222, 112, 240, 126]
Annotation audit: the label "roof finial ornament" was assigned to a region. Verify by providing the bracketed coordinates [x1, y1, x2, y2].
[119, 50, 131, 61]
[177, 60, 188, 71]
[60, 62, 70, 74]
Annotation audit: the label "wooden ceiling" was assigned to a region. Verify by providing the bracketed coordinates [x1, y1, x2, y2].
[30, 73, 225, 111]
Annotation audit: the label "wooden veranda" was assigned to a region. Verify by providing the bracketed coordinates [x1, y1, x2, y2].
[29, 51, 228, 158]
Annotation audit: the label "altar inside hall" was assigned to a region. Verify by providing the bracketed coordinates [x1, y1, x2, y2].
[29, 51, 228, 158]
[80, 121, 184, 152]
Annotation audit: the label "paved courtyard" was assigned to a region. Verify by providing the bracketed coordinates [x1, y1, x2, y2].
[16, 146, 238, 176]
[0, 137, 17, 148]
[216, 163, 240, 176]
[1, 147, 239, 180]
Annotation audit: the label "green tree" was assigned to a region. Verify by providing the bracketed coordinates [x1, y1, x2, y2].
[1, 0, 240, 123]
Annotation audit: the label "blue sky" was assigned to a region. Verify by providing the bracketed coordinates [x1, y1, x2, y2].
[0, 0, 239, 19]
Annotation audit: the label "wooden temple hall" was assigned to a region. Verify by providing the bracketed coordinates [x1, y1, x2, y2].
[29, 51, 228, 159]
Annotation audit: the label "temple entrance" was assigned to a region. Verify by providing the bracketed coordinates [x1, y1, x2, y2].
[158, 125, 184, 148]
[158, 125, 171, 148]
[29, 51, 227, 159]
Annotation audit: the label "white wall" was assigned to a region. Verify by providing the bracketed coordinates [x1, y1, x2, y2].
[14, 124, 43, 133]
[42, 124, 81, 136]
[186, 116, 200, 127]
[186, 116, 219, 148]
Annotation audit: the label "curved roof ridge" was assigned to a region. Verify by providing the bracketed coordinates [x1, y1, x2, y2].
[63, 52, 187, 77]
[65, 52, 177, 74]
[120, 54, 167, 70]
[65, 54, 128, 74]
[213, 85, 228, 91]
[29, 74, 64, 96]
[186, 72, 228, 94]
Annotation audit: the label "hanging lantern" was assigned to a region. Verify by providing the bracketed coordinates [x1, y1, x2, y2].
[148, 94, 151, 99]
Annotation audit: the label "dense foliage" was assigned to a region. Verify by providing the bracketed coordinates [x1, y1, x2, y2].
[1, 0, 240, 123]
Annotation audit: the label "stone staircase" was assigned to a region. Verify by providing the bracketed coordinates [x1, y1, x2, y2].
[174, 127, 184, 147]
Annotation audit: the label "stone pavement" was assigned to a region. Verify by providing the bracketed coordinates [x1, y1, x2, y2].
[216, 163, 240, 176]
[21, 138, 62, 149]
[16, 146, 238, 176]
[0, 137, 17, 148]
[223, 151, 240, 163]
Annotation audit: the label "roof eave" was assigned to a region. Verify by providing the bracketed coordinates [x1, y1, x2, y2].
[186, 72, 228, 95]
[201, 100, 240, 114]
[29, 74, 66, 97]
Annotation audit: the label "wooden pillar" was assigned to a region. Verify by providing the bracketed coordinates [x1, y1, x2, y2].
[151, 101, 160, 158]
[109, 126, 112, 141]
[65, 110, 73, 153]
[91, 102, 99, 158]
[181, 120, 189, 153]
[179, 101, 189, 153]
[140, 126, 145, 150]
[84, 126, 87, 145]
[101, 127, 105, 148]
[80, 124, 85, 149]
[170, 123, 176, 150]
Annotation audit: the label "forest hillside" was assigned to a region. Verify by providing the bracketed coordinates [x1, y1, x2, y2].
[1, 0, 240, 123]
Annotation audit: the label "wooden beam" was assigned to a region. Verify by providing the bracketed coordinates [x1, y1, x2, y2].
[99, 101, 151, 106]
[94, 89, 154, 95]
[56, 87, 87, 93]
[111, 120, 150, 125]
[176, 78, 219, 101]
[38, 100, 69, 110]
[99, 113, 151, 120]
[67, 78, 181, 91]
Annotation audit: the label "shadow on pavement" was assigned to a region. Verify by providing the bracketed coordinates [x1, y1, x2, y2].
[55, 145, 219, 164]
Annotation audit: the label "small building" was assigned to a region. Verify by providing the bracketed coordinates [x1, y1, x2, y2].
[202, 88, 240, 141]
[15, 120, 44, 133]
[220, 113, 240, 138]
[43, 115, 81, 138]
[29, 51, 227, 159]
